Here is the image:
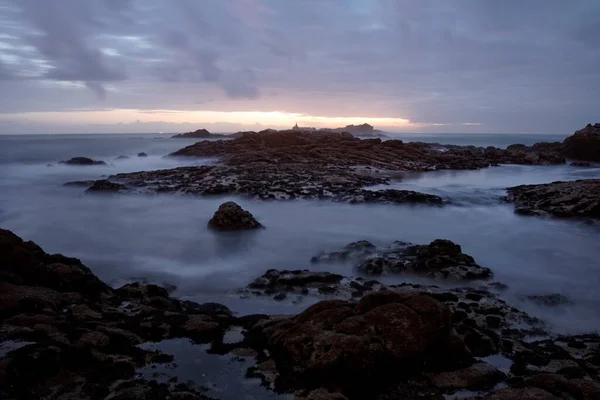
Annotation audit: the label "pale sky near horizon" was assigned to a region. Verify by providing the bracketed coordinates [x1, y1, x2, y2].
[0, 0, 598, 134]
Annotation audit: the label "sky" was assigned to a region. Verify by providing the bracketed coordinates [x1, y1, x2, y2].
[0, 0, 598, 135]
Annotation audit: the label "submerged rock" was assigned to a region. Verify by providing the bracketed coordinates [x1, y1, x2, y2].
[63, 180, 95, 187]
[312, 239, 493, 281]
[115, 155, 130, 160]
[506, 179, 600, 219]
[59, 157, 106, 166]
[563, 123, 600, 161]
[208, 201, 263, 231]
[85, 179, 127, 193]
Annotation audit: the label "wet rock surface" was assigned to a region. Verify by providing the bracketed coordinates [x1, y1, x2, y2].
[311, 239, 493, 281]
[59, 157, 106, 166]
[563, 122, 600, 162]
[207, 201, 263, 230]
[506, 179, 600, 219]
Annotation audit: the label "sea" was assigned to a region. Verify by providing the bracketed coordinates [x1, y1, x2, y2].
[0, 132, 599, 398]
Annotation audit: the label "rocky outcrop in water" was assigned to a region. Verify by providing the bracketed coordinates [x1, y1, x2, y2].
[563, 123, 600, 161]
[311, 239, 493, 281]
[506, 179, 600, 219]
[106, 164, 446, 206]
[59, 157, 106, 166]
[137, 152, 148, 157]
[208, 202, 263, 231]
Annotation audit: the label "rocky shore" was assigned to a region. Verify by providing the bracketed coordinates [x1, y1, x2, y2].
[2, 228, 599, 400]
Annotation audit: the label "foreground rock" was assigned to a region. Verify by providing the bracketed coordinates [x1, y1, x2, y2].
[563, 123, 600, 161]
[311, 239, 493, 281]
[251, 291, 474, 395]
[109, 164, 445, 206]
[506, 179, 600, 219]
[59, 157, 106, 166]
[208, 201, 263, 230]
[241, 269, 600, 398]
[0, 228, 233, 399]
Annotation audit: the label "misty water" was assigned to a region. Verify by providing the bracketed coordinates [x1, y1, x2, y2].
[1, 133, 600, 338]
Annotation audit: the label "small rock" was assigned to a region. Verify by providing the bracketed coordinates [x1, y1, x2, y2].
[208, 202, 263, 231]
[85, 180, 127, 193]
[59, 157, 106, 166]
[137, 152, 148, 157]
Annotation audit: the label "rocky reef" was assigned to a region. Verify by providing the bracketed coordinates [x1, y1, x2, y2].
[506, 179, 600, 220]
[102, 164, 445, 205]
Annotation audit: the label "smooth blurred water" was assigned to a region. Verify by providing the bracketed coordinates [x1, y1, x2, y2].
[1, 133, 599, 336]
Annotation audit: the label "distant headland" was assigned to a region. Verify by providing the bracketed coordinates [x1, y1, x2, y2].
[173, 123, 387, 139]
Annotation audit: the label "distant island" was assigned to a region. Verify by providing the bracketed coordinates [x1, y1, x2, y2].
[291, 122, 387, 138]
[173, 123, 387, 140]
[172, 129, 233, 139]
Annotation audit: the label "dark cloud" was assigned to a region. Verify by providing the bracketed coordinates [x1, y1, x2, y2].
[0, 0, 598, 133]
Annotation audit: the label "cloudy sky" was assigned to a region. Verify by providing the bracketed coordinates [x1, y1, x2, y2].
[0, 0, 598, 134]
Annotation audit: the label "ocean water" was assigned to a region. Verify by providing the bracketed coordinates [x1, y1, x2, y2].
[0, 133, 599, 337]
[387, 132, 568, 147]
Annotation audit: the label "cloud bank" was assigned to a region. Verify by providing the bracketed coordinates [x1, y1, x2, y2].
[0, 0, 598, 134]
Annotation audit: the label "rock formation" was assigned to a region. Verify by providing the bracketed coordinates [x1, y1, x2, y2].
[563, 123, 600, 161]
[311, 239, 493, 281]
[84, 179, 127, 194]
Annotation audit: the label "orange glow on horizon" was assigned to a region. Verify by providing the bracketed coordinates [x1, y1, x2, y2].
[0, 108, 416, 130]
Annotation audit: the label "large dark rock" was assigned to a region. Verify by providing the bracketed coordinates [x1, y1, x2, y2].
[59, 157, 106, 166]
[254, 291, 473, 392]
[563, 123, 600, 161]
[208, 202, 263, 231]
[506, 179, 600, 219]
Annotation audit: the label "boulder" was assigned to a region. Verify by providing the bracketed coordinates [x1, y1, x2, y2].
[137, 152, 148, 157]
[85, 180, 127, 193]
[59, 157, 106, 166]
[563, 123, 600, 161]
[256, 291, 473, 389]
[208, 202, 263, 231]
